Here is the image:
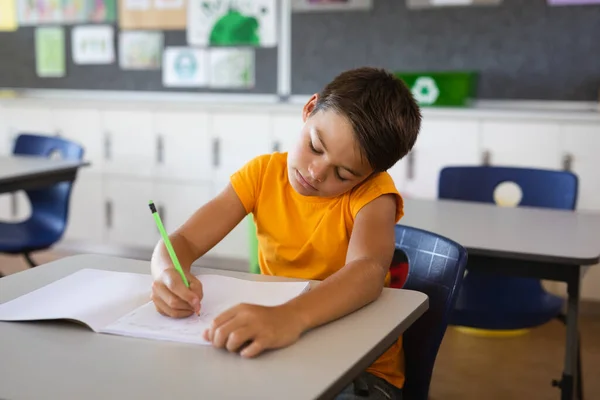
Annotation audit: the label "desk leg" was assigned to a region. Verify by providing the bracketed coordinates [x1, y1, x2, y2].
[558, 268, 581, 400]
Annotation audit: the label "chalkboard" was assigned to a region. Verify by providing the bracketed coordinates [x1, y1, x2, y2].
[0, 27, 278, 94]
[1, 0, 599, 101]
[292, 0, 600, 101]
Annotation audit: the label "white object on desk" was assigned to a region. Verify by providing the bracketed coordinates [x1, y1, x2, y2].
[0, 268, 309, 345]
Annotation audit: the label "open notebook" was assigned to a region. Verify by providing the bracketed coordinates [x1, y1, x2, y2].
[0, 269, 310, 345]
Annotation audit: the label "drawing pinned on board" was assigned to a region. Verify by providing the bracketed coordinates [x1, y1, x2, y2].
[72, 25, 114, 65]
[187, 0, 277, 47]
[547, 0, 600, 5]
[87, 0, 116, 22]
[119, 31, 163, 70]
[62, 0, 86, 23]
[208, 48, 254, 89]
[163, 47, 208, 87]
[292, 0, 372, 12]
[17, 0, 64, 25]
[35, 26, 66, 77]
[0, 0, 17, 31]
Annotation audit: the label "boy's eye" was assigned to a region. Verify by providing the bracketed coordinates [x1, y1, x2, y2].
[309, 140, 321, 154]
[335, 169, 348, 182]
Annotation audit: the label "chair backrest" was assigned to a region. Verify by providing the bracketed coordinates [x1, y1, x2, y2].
[395, 224, 468, 400]
[438, 166, 578, 210]
[13, 133, 84, 239]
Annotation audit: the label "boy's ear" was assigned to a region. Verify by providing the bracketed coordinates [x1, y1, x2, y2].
[302, 94, 319, 122]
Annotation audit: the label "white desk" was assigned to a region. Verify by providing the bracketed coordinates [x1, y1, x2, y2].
[0, 155, 88, 195]
[401, 198, 600, 400]
[0, 254, 428, 400]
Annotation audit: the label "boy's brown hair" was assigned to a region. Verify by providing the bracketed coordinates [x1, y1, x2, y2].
[311, 67, 422, 173]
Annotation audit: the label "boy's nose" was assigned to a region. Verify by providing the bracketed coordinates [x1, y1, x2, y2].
[309, 163, 327, 183]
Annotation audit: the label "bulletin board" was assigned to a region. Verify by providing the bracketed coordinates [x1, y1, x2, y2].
[0, 0, 278, 94]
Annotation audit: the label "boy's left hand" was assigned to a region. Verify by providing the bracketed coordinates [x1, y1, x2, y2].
[203, 303, 305, 358]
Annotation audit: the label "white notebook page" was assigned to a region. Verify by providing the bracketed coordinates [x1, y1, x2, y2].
[0, 269, 152, 332]
[102, 274, 310, 344]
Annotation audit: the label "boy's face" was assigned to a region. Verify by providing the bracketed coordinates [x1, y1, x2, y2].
[287, 94, 374, 198]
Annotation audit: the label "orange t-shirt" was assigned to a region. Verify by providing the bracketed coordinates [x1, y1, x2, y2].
[230, 152, 406, 388]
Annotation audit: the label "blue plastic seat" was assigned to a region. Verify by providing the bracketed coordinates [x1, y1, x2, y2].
[438, 166, 578, 331]
[0, 133, 84, 268]
[395, 224, 468, 400]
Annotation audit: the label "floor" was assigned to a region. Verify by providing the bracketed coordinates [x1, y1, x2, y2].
[1, 252, 599, 400]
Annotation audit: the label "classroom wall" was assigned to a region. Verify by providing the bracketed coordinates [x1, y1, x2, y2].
[292, 0, 600, 101]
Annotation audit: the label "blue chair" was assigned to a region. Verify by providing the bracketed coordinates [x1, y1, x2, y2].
[0, 133, 84, 268]
[394, 224, 468, 400]
[438, 165, 578, 332]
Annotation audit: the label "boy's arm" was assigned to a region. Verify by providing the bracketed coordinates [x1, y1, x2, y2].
[150, 183, 248, 279]
[284, 193, 397, 331]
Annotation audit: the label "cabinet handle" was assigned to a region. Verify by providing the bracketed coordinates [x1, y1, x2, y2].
[10, 193, 17, 218]
[482, 150, 491, 166]
[406, 151, 415, 180]
[104, 132, 111, 160]
[272, 140, 281, 153]
[156, 134, 164, 164]
[562, 153, 573, 172]
[212, 138, 220, 167]
[105, 199, 112, 229]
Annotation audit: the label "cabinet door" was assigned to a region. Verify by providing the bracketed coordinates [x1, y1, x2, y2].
[206, 218, 250, 261]
[63, 173, 105, 243]
[271, 113, 303, 153]
[104, 178, 156, 248]
[3, 104, 58, 150]
[404, 118, 481, 199]
[481, 120, 562, 169]
[54, 108, 104, 174]
[102, 110, 155, 178]
[210, 112, 272, 190]
[153, 111, 212, 183]
[0, 105, 10, 155]
[152, 182, 212, 234]
[561, 123, 600, 212]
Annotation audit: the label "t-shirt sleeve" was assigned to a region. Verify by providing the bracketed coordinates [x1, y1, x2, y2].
[230, 154, 272, 214]
[349, 172, 404, 223]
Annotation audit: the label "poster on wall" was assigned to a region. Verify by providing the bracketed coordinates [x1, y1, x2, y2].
[0, 0, 17, 31]
[292, 0, 372, 12]
[119, 31, 163, 69]
[162, 47, 208, 87]
[407, 0, 502, 9]
[187, 0, 277, 47]
[86, 0, 116, 22]
[35, 26, 65, 77]
[72, 25, 114, 64]
[208, 48, 254, 88]
[17, 0, 63, 25]
[119, 0, 186, 29]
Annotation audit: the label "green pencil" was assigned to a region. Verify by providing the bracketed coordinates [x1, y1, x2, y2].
[148, 200, 190, 288]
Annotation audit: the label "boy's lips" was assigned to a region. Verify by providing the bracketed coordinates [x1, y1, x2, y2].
[295, 170, 318, 191]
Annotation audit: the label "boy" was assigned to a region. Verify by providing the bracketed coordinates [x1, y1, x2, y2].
[150, 67, 421, 399]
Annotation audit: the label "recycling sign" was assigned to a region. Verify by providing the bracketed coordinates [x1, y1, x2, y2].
[411, 76, 440, 105]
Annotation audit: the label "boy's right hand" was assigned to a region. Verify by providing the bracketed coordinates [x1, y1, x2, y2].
[151, 268, 203, 318]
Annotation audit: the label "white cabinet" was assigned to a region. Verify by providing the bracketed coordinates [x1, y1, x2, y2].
[3, 105, 58, 141]
[0, 105, 10, 155]
[481, 121, 562, 169]
[63, 173, 104, 243]
[102, 110, 155, 178]
[271, 113, 303, 153]
[560, 123, 600, 212]
[403, 118, 481, 199]
[153, 111, 212, 183]
[54, 108, 104, 173]
[207, 219, 249, 260]
[210, 112, 272, 190]
[104, 178, 157, 248]
[152, 182, 212, 234]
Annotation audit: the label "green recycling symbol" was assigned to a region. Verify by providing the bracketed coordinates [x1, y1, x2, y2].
[411, 76, 439, 105]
